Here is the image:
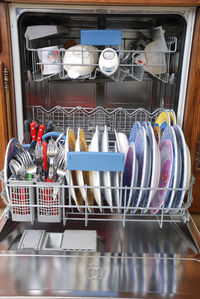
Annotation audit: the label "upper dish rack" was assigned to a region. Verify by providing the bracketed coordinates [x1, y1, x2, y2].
[25, 28, 177, 84]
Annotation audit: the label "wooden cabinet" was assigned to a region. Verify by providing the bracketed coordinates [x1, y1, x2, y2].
[0, 0, 200, 211]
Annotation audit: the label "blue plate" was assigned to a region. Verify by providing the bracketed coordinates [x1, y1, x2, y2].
[122, 142, 138, 213]
[131, 126, 151, 213]
[129, 121, 141, 144]
[161, 126, 181, 212]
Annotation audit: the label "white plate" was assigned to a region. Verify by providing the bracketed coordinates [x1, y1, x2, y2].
[112, 143, 121, 213]
[161, 126, 181, 212]
[65, 128, 83, 212]
[101, 126, 112, 211]
[115, 130, 129, 159]
[89, 126, 102, 211]
[172, 125, 187, 212]
[141, 126, 161, 213]
[185, 145, 191, 190]
[131, 126, 150, 213]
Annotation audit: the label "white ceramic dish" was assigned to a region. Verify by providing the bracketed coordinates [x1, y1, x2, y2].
[161, 126, 181, 212]
[101, 126, 112, 211]
[172, 125, 188, 213]
[141, 126, 161, 213]
[115, 130, 129, 160]
[63, 44, 98, 79]
[185, 145, 191, 190]
[89, 126, 102, 211]
[112, 143, 121, 213]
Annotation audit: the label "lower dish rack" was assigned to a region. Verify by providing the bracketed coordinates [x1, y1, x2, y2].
[0, 168, 194, 229]
[0, 106, 193, 228]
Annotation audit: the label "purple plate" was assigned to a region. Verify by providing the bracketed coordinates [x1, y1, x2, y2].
[150, 139, 173, 214]
[122, 142, 138, 212]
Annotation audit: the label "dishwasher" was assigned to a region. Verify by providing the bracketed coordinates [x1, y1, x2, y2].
[0, 3, 200, 298]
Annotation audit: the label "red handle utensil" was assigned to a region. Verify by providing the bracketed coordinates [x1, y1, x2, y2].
[42, 141, 48, 172]
[37, 124, 45, 144]
[30, 121, 37, 141]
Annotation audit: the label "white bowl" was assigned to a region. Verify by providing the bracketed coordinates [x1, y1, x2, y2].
[63, 44, 98, 79]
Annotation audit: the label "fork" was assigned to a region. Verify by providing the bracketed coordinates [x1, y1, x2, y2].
[47, 139, 59, 180]
[54, 147, 66, 182]
[15, 151, 37, 177]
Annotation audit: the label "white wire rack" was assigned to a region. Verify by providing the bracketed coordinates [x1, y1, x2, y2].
[0, 174, 194, 228]
[27, 106, 166, 135]
[0, 107, 193, 228]
[26, 34, 177, 83]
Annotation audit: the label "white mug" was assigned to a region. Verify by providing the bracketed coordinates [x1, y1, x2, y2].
[37, 46, 61, 75]
[99, 48, 119, 76]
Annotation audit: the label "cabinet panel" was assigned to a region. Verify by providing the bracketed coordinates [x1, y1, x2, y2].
[4, 0, 200, 7]
[0, 2, 16, 207]
[183, 7, 200, 213]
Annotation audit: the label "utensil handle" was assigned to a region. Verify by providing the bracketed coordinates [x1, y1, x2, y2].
[30, 121, 37, 141]
[42, 141, 48, 171]
[37, 124, 45, 143]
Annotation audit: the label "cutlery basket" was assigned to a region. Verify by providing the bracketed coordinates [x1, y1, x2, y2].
[8, 176, 35, 223]
[36, 181, 64, 223]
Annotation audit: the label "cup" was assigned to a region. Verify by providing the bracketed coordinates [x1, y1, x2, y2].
[37, 46, 61, 75]
[99, 48, 119, 76]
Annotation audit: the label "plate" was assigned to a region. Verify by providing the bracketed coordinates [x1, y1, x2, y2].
[115, 130, 129, 159]
[154, 111, 170, 141]
[142, 121, 148, 129]
[122, 142, 138, 213]
[112, 143, 121, 212]
[141, 126, 161, 213]
[185, 145, 191, 190]
[89, 126, 102, 211]
[131, 126, 150, 213]
[172, 125, 187, 212]
[101, 125, 112, 211]
[168, 110, 176, 125]
[75, 128, 93, 212]
[161, 126, 181, 212]
[65, 128, 84, 212]
[150, 139, 173, 214]
[129, 121, 141, 144]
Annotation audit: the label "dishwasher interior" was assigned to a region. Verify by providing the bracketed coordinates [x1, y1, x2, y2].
[0, 6, 200, 298]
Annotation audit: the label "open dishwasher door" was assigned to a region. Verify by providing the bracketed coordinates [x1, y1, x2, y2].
[0, 206, 200, 298]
